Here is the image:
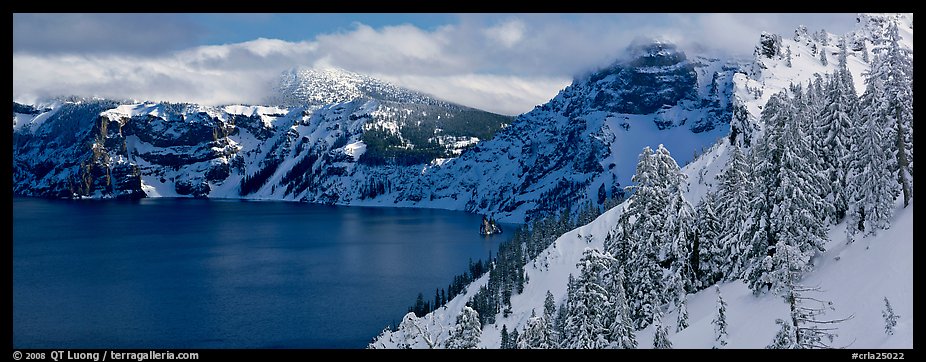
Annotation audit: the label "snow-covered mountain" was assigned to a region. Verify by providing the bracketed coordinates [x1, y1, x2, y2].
[267, 67, 451, 108]
[13, 40, 738, 223]
[370, 13, 913, 349]
[12, 71, 511, 201]
[408, 41, 738, 221]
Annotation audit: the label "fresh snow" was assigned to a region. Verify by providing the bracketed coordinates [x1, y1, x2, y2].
[344, 141, 367, 161]
[371, 13, 913, 349]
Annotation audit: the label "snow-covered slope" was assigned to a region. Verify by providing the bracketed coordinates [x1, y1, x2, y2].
[371, 13, 913, 349]
[12, 70, 511, 202]
[13, 41, 737, 224]
[268, 67, 451, 109]
[402, 41, 739, 222]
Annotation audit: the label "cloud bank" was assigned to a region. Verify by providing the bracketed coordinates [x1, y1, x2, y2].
[12, 13, 858, 115]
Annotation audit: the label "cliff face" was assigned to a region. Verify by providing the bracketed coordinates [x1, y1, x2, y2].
[13, 41, 740, 222]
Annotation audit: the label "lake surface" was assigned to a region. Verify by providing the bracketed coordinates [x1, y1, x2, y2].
[13, 197, 514, 348]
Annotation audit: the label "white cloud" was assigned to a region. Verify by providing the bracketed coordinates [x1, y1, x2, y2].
[12, 14, 861, 115]
[483, 19, 527, 48]
[376, 73, 570, 115]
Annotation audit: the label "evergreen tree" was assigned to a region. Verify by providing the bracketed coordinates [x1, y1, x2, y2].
[561, 249, 612, 349]
[846, 73, 895, 241]
[566, 274, 577, 307]
[676, 294, 689, 332]
[786, 46, 793, 67]
[552, 298, 569, 346]
[500, 324, 511, 349]
[745, 93, 789, 293]
[882, 297, 899, 336]
[860, 39, 870, 63]
[696, 191, 724, 286]
[651, 309, 672, 349]
[623, 145, 689, 326]
[872, 23, 913, 207]
[748, 91, 829, 294]
[543, 290, 558, 343]
[544, 291, 557, 322]
[445, 306, 482, 349]
[665, 183, 698, 295]
[816, 56, 856, 222]
[518, 313, 553, 349]
[820, 48, 828, 66]
[604, 263, 637, 349]
[729, 99, 756, 147]
[767, 319, 797, 349]
[713, 144, 755, 281]
[712, 286, 729, 348]
[413, 293, 427, 317]
[509, 329, 519, 349]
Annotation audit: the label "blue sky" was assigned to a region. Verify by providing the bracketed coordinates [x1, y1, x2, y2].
[195, 14, 459, 45]
[13, 13, 860, 115]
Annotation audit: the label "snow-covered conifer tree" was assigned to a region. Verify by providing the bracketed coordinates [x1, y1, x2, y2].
[445, 306, 481, 349]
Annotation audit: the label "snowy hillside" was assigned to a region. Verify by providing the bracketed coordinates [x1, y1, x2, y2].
[13, 41, 738, 224]
[267, 67, 452, 109]
[370, 13, 913, 349]
[382, 41, 740, 222]
[12, 71, 511, 202]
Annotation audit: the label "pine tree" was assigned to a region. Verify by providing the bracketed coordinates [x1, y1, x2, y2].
[604, 263, 637, 349]
[543, 290, 558, 343]
[509, 329, 519, 349]
[623, 145, 690, 326]
[786, 46, 793, 67]
[713, 144, 754, 281]
[561, 249, 612, 349]
[816, 55, 857, 223]
[500, 324, 511, 349]
[518, 313, 553, 349]
[767, 318, 797, 349]
[445, 306, 482, 349]
[872, 23, 913, 208]
[651, 309, 672, 349]
[748, 91, 830, 294]
[676, 294, 689, 332]
[696, 191, 724, 286]
[665, 184, 698, 295]
[882, 297, 899, 336]
[712, 286, 729, 348]
[745, 93, 789, 293]
[552, 298, 569, 346]
[846, 72, 895, 241]
[413, 293, 427, 317]
[820, 48, 828, 66]
[729, 99, 756, 147]
[860, 40, 870, 63]
[544, 291, 557, 322]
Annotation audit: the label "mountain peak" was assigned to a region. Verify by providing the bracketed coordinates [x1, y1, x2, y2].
[267, 66, 450, 109]
[625, 39, 687, 68]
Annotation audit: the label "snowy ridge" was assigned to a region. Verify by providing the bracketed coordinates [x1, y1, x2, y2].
[389, 41, 740, 222]
[267, 67, 452, 109]
[13, 68, 511, 204]
[13, 41, 734, 224]
[370, 13, 913, 349]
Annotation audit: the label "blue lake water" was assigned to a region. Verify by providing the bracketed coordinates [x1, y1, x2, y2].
[13, 197, 514, 348]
